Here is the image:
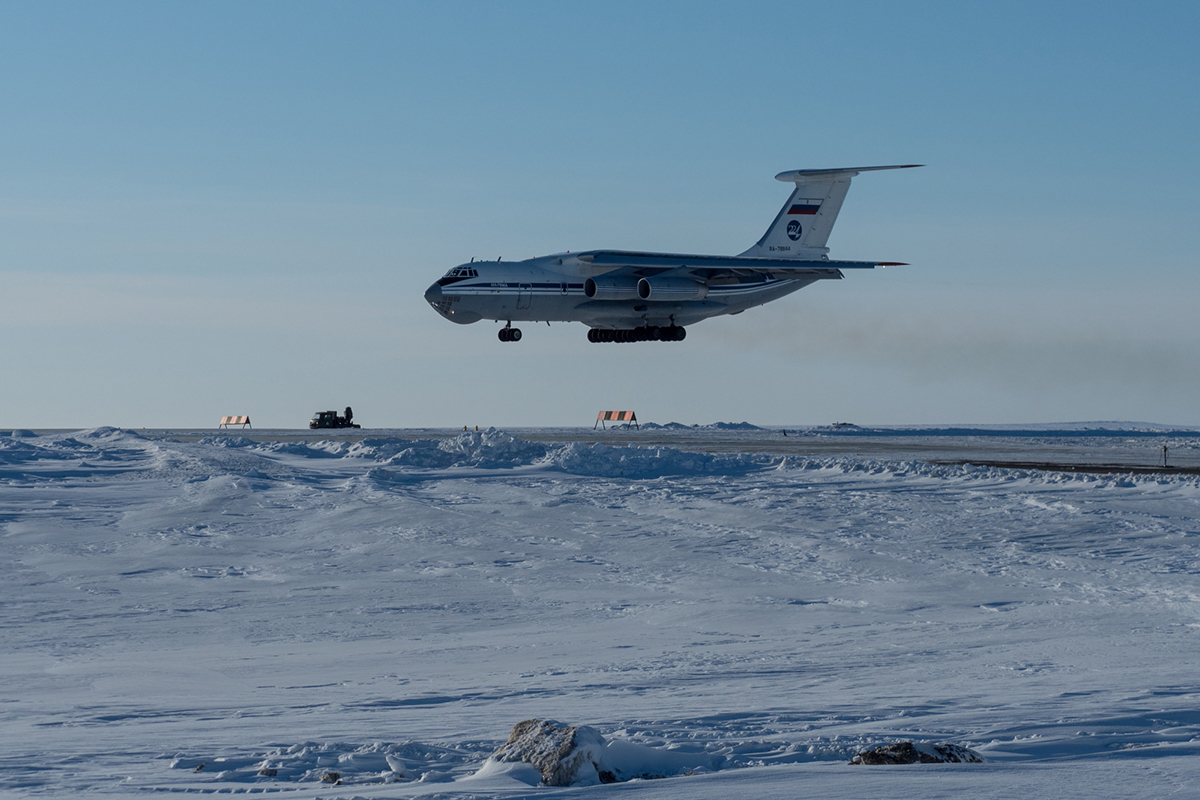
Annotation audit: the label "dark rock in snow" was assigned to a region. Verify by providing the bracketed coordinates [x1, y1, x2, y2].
[850, 741, 983, 765]
[320, 770, 341, 783]
[490, 719, 607, 786]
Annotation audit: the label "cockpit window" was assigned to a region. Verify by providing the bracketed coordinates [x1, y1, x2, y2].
[437, 265, 479, 287]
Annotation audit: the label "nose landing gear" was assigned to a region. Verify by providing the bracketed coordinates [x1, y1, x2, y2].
[498, 323, 522, 342]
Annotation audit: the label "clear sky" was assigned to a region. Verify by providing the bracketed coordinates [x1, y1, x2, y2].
[3, 1, 1198, 428]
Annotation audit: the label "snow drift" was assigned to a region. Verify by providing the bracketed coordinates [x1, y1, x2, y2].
[5, 426, 1200, 797]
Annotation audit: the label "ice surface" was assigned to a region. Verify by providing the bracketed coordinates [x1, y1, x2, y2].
[3, 427, 1200, 798]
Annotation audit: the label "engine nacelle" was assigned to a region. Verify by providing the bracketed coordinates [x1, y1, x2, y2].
[637, 277, 709, 301]
[584, 276, 641, 300]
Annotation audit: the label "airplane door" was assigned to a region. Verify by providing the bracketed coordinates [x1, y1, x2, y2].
[517, 284, 532, 309]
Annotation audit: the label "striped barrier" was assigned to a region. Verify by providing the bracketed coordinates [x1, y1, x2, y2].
[219, 416, 252, 429]
[595, 411, 638, 430]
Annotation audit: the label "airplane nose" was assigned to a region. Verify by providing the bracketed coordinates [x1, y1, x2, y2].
[423, 279, 481, 323]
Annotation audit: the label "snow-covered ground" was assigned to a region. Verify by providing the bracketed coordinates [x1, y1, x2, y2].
[4, 427, 1200, 798]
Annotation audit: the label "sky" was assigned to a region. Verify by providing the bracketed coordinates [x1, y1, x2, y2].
[2, 1, 1199, 428]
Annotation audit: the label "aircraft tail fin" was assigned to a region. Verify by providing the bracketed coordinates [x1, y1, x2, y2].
[739, 164, 921, 259]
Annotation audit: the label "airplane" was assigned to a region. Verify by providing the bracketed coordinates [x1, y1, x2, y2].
[424, 164, 921, 342]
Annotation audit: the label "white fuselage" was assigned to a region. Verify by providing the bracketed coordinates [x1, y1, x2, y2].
[424, 253, 816, 330]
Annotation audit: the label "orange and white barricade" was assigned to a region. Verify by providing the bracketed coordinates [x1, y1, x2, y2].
[594, 411, 638, 430]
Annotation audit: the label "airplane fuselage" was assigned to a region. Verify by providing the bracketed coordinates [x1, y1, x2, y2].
[424, 253, 815, 330]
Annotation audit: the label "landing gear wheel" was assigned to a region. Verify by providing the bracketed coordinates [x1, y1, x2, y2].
[498, 328, 509, 342]
[509, 328, 522, 342]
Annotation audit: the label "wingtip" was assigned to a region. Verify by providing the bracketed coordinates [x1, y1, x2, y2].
[876, 262, 909, 267]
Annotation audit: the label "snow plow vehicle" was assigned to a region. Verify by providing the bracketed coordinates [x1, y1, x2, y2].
[309, 406, 360, 429]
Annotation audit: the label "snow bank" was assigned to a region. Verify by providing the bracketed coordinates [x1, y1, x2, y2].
[0, 426, 165, 475]
[352, 431, 771, 478]
[775, 454, 1200, 488]
[547, 441, 769, 477]
[386, 429, 549, 469]
[5, 428, 1196, 489]
[167, 739, 491, 786]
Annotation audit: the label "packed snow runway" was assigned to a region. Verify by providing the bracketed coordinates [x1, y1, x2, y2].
[3, 427, 1200, 798]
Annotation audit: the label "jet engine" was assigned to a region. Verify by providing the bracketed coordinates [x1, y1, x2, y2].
[584, 276, 641, 300]
[637, 277, 709, 301]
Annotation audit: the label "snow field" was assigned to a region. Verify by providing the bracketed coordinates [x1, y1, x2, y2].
[3, 428, 1200, 797]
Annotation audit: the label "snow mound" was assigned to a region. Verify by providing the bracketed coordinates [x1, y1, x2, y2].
[70, 426, 148, 442]
[0, 429, 37, 438]
[547, 441, 770, 478]
[383, 429, 549, 469]
[0, 426, 170, 476]
[0, 440, 46, 465]
[198, 435, 257, 448]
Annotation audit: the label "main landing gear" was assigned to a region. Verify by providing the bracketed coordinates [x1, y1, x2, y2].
[498, 323, 522, 342]
[587, 326, 686, 343]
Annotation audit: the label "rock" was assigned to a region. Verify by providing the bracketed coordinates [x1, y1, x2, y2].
[485, 718, 718, 786]
[320, 771, 341, 784]
[489, 719, 609, 786]
[256, 767, 277, 777]
[850, 742, 983, 765]
[191, 763, 205, 773]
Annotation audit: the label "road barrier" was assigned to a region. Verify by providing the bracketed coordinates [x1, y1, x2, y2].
[595, 411, 638, 430]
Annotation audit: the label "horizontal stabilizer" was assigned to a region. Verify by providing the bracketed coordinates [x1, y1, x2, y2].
[774, 164, 923, 183]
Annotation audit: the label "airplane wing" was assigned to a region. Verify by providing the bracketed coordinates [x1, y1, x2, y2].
[579, 250, 904, 280]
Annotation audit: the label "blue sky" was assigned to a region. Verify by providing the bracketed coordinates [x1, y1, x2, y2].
[3, 1, 1198, 428]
